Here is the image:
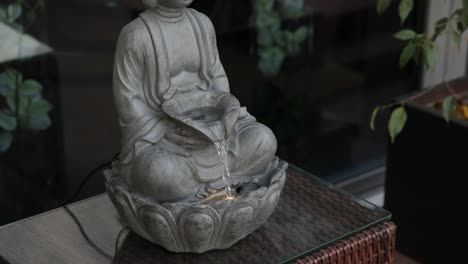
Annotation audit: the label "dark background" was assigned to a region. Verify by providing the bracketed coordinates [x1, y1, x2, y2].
[0, 0, 424, 226]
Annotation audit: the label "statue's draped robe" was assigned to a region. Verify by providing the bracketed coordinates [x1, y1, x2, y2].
[113, 9, 262, 187]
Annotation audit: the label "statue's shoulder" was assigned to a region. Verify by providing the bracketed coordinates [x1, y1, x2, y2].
[117, 14, 152, 49]
[186, 8, 216, 33]
[119, 12, 153, 39]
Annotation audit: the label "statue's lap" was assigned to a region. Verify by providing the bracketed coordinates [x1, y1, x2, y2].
[130, 121, 277, 203]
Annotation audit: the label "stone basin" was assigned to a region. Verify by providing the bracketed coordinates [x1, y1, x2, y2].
[161, 91, 241, 142]
[104, 160, 288, 253]
[183, 106, 223, 124]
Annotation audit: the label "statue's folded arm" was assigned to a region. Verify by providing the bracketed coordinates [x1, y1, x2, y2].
[113, 19, 167, 164]
[196, 11, 230, 94]
[106, 1, 287, 253]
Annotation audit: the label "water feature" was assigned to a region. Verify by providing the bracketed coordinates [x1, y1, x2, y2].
[214, 139, 235, 200]
[108, 2, 288, 251]
[181, 105, 236, 201]
[183, 106, 223, 123]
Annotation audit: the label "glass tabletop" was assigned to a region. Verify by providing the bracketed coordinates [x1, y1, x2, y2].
[112, 164, 391, 264]
[281, 165, 391, 263]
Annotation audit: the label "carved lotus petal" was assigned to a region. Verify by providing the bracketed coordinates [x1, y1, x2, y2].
[104, 161, 287, 253]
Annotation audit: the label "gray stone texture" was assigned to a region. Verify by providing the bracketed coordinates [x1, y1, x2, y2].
[106, 0, 288, 253]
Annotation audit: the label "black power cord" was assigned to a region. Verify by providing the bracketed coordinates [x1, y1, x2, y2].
[0, 153, 126, 263]
[59, 153, 120, 208]
[64, 205, 113, 260]
[115, 226, 131, 255]
[60, 153, 121, 260]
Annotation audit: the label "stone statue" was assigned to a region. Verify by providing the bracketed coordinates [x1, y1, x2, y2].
[105, 0, 288, 253]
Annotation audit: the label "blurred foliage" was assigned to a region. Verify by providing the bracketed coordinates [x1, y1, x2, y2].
[372, 0, 468, 143]
[253, 0, 310, 76]
[0, 70, 53, 152]
[0, 0, 50, 153]
[0, 0, 45, 31]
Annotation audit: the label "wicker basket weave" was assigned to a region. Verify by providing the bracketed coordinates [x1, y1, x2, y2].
[112, 167, 394, 263]
[295, 222, 396, 264]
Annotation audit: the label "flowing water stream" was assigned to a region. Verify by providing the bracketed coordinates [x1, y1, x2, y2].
[214, 140, 235, 199]
[184, 106, 235, 201]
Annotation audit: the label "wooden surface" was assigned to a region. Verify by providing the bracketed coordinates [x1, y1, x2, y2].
[0, 195, 122, 264]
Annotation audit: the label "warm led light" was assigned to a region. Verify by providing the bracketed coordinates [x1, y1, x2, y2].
[200, 190, 238, 203]
[224, 195, 237, 201]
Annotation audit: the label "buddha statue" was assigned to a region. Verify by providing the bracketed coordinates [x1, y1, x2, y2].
[105, 0, 288, 253]
[113, 0, 278, 202]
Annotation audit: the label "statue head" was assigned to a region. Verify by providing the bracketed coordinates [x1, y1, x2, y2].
[142, 0, 194, 9]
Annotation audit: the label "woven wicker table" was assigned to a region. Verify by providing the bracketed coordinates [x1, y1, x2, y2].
[0, 166, 394, 264]
[113, 165, 394, 264]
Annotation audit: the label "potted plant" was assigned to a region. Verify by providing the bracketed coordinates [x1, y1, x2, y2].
[371, 1, 468, 263]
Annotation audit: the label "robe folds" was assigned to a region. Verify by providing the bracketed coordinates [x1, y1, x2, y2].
[113, 8, 261, 185]
[113, 8, 276, 191]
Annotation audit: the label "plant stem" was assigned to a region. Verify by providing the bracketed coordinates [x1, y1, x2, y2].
[380, 87, 436, 110]
[445, 83, 463, 100]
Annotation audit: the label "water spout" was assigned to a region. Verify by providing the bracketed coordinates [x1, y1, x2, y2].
[214, 140, 234, 199]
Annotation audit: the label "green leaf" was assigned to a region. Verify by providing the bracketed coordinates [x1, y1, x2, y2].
[255, 11, 280, 31]
[6, 93, 28, 115]
[257, 28, 274, 46]
[253, 0, 275, 12]
[0, 8, 7, 22]
[394, 29, 417, 40]
[0, 111, 17, 131]
[423, 43, 437, 70]
[458, 10, 468, 33]
[4, 69, 18, 92]
[258, 46, 285, 76]
[463, 0, 468, 9]
[399, 0, 414, 25]
[21, 79, 42, 97]
[294, 26, 308, 42]
[388, 106, 408, 143]
[442, 95, 457, 122]
[0, 131, 13, 153]
[28, 113, 51, 131]
[5, 68, 17, 80]
[7, 3, 21, 23]
[272, 29, 286, 47]
[452, 30, 462, 49]
[6, 94, 16, 113]
[29, 98, 52, 115]
[370, 106, 381, 131]
[0, 73, 12, 96]
[433, 17, 448, 40]
[377, 0, 391, 15]
[400, 42, 416, 69]
[454, 8, 463, 17]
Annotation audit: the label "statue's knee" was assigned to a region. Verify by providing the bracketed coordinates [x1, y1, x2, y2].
[260, 125, 277, 156]
[239, 124, 277, 160]
[241, 124, 277, 156]
[131, 148, 199, 203]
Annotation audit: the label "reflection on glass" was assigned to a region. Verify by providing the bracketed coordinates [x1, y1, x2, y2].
[1, 0, 423, 225]
[1, 0, 63, 226]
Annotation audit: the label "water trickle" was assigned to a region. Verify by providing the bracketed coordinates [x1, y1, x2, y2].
[214, 140, 233, 199]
